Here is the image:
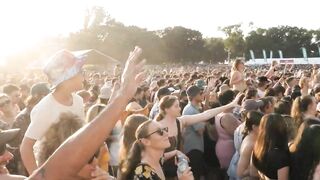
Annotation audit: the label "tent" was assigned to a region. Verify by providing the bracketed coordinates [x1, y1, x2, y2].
[28, 49, 120, 69]
[72, 49, 120, 65]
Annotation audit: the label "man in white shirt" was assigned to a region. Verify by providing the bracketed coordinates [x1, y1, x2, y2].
[20, 50, 85, 175]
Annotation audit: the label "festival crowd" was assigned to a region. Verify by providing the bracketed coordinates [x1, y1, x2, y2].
[1, 47, 320, 180]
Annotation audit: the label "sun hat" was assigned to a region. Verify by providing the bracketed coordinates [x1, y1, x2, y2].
[43, 50, 86, 89]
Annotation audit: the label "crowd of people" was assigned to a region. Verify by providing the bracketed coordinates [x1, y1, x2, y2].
[1, 47, 320, 180]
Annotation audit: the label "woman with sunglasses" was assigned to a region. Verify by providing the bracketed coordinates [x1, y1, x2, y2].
[119, 120, 193, 180]
[156, 93, 240, 179]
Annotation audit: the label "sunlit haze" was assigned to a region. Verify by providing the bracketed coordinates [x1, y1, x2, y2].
[0, 0, 319, 59]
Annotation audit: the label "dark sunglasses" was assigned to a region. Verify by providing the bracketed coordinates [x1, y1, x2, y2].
[144, 127, 168, 138]
[88, 149, 100, 164]
[0, 99, 10, 107]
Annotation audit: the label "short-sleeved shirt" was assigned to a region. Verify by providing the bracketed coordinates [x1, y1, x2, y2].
[182, 103, 205, 154]
[133, 163, 162, 180]
[24, 93, 84, 163]
[252, 148, 290, 179]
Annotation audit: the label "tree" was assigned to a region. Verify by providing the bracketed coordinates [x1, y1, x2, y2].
[220, 24, 246, 58]
[161, 26, 205, 63]
[203, 38, 227, 63]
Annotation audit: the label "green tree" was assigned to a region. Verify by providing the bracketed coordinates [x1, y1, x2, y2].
[220, 24, 246, 58]
[161, 26, 205, 63]
[203, 38, 227, 63]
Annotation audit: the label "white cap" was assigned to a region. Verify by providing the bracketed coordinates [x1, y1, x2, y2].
[99, 86, 112, 99]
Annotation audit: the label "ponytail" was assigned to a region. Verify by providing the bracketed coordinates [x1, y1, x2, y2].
[155, 111, 165, 121]
[242, 111, 263, 140]
[119, 140, 143, 180]
[291, 96, 307, 128]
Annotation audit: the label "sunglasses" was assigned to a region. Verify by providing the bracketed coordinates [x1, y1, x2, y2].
[0, 99, 10, 107]
[144, 127, 169, 138]
[88, 149, 100, 164]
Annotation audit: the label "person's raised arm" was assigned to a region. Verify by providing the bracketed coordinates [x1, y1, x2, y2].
[29, 47, 146, 179]
[179, 93, 241, 128]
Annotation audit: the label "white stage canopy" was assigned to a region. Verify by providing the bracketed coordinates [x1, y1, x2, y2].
[245, 58, 320, 65]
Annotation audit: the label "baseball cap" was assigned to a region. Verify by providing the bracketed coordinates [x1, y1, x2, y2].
[157, 87, 171, 99]
[99, 86, 112, 99]
[242, 99, 264, 112]
[0, 129, 20, 148]
[195, 79, 206, 90]
[30, 82, 50, 96]
[44, 50, 86, 89]
[187, 86, 201, 98]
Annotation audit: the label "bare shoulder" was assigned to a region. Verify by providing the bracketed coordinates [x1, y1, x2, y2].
[240, 136, 255, 154]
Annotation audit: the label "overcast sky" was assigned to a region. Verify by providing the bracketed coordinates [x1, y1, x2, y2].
[0, 0, 319, 57]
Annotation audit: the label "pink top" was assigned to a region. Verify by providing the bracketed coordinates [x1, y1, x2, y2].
[215, 112, 240, 169]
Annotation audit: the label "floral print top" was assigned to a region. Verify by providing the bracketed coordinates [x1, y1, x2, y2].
[133, 163, 162, 180]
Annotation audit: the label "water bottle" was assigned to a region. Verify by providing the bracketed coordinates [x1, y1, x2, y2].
[177, 153, 189, 174]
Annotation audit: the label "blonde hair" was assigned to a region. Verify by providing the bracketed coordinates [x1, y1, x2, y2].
[86, 104, 107, 123]
[299, 77, 308, 89]
[38, 112, 83, 165]
[232, 59, 244, 72]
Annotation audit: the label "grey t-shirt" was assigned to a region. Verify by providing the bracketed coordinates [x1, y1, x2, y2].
[182, 103, 205, 154]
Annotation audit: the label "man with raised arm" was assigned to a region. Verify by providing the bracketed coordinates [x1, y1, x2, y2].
[28, 46, 145, 179]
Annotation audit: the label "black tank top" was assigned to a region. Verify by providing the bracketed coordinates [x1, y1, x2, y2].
[162, 119, 182, 178]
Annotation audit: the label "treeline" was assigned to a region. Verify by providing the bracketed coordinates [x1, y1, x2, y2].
[7, 7, 320, 67]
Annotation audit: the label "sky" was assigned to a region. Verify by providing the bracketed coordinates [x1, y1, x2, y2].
[0, 0, 319, 59]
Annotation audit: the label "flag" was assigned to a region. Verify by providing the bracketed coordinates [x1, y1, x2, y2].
[302, 47, 308, 61]
[250, 50, 255, 61]
[278, 50, 283, 59]
[263, 49, 267, 62]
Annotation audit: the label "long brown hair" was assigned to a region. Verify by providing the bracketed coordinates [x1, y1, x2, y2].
[253, 113, 288, 161]
[119, 120, 153, 180]
[291, 95, 314, 128]
[155, 95, 178, 121]
[38, 112, 83, 165]
[119, 115, 149, 172]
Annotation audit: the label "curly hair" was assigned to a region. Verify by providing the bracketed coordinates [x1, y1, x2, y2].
[37, 112, 83, 165]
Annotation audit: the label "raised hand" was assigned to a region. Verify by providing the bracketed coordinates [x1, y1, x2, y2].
[207, 78, 216, 91]
[231, 92, 243, 107]
[120, 46, 146, 99]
